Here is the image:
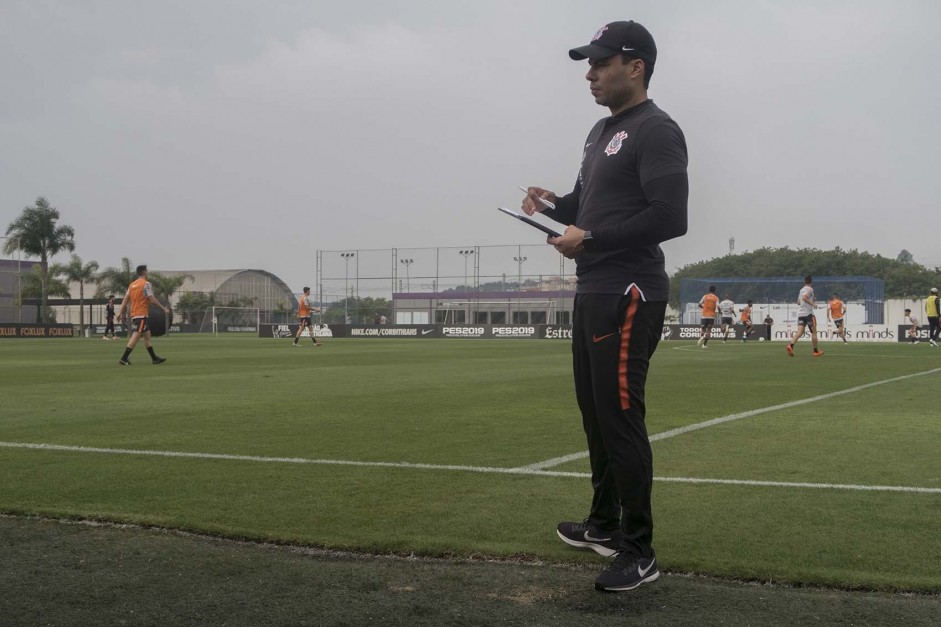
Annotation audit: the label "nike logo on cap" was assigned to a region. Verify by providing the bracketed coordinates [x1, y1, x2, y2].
[622, 47, 634, 51]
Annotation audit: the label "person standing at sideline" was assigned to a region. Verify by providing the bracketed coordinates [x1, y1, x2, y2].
[718, 294, 735, 342]
[786, 275, 823, 357]
[827, 293, 848, 343]
[904, 308, 920, 344]
[926, 287, 939, 347]
[104, 295, 116, 340]
[697, 286, 719, 348]
[763, 313, 774, 341]
[116, 265, 168, 365]
[293, 287, 322, 347]
[521, 20, 688, 592]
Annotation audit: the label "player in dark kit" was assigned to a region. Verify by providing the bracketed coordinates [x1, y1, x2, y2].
[104, 295, 116, 340]
[521, 20, 688, 592]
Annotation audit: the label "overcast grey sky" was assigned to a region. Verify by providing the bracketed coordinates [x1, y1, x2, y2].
[2, 0, 939, 293]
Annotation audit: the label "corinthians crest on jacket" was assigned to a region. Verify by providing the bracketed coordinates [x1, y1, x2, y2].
[605, 131, 629, 156]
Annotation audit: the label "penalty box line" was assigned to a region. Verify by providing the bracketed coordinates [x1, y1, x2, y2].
[521, 366, 941, 471]
[1, 441, 940, 495]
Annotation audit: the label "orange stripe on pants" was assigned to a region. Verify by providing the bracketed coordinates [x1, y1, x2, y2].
[618, 286, 641, 411]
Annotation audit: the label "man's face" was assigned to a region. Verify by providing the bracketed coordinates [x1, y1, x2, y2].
[585, 55, 641, 112]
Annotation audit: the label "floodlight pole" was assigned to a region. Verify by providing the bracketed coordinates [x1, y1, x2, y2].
[459, 249, 474, 291]
[400, 258, 413, 292]
[459, 249, 475, 323]
[514, 255, 527, 323]
[341, 252, 355, 322]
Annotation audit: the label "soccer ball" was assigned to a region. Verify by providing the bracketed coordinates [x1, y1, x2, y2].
[759, 337, 765, 342]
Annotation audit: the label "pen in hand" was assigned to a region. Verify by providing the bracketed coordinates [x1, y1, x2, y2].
[518, 186, 556, 210]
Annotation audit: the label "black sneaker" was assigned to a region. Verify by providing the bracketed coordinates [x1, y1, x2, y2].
[152, 357, 167, 364]
[119, 359, 131, 366]
[594, 551, 660, 592]
[556, 520, 619, 557]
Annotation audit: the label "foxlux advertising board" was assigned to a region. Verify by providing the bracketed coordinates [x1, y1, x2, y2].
[0, 323, 75, 338]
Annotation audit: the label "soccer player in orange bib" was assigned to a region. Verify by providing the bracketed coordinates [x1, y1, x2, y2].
[293, 286, 323, 347]
[827, 293, 848, 343]
[739, 300, 754, 342]
[697, 286, 719, 348]
[116, 265, 169, 365]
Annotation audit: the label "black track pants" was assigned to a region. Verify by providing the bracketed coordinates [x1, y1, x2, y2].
[572, 289, 666, 558]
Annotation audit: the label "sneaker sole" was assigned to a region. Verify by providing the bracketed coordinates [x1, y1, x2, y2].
[595, 570, 660, 592]
[556, 530, 618, 557]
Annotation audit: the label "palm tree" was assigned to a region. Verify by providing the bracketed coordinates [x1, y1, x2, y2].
[3, 197, 76, 323]
[95, 257, 136, 299]
[148, 272, 193, 308]
[57, 254, 99, 333]
[18, 265, 70, 322]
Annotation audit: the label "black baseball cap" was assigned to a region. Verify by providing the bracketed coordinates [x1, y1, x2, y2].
[569, 21, 657, 65]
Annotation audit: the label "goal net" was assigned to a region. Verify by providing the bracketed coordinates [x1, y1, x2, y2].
[197, 306, 260, 335]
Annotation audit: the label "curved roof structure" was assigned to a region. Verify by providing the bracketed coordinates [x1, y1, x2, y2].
[160, 269, 297, 312]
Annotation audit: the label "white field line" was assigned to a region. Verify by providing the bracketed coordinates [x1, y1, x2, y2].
[521, 366, 941, 471]
[1, 441, 939, 495]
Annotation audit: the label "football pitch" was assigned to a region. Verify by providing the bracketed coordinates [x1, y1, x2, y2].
[2, 335, 940, 620]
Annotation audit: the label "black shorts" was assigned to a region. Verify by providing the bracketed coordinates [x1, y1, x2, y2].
[832, 318, 844, 329]
[721, 317, 733, 326]
[298, 316, 312, 327]
[131, 317, 150, 333]
[701, 318, 715, 329]
[797, 315, 816, 329]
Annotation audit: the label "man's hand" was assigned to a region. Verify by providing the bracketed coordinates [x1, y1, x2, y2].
[548, 225, 586, 259]
[520, 186, 556, 216]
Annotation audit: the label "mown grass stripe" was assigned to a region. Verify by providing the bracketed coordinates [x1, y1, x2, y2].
[521, 366, 941, 470]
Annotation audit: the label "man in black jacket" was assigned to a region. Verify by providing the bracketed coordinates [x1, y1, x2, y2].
[521, 20, 688, 592]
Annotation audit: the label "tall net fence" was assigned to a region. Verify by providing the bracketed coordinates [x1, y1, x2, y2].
[679, 276, 885, 324]
[316, 245, 576, 325]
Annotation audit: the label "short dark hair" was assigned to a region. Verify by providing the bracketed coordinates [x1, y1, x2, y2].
[621, 54, 654, 88]
[108, 295, 114, 299]
[804, 275, 813, 284]
[905, 308, 911, 313]
[303, 287, 310, 294]
[709, 285, 716, 293]
[136, 265, 147, 276]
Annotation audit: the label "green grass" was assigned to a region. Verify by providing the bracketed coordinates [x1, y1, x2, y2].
[5, 516, 941, 627]
[1, 336, 940, 598]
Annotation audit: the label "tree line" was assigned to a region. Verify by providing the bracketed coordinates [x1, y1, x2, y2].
[670, 246, 941, 305]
